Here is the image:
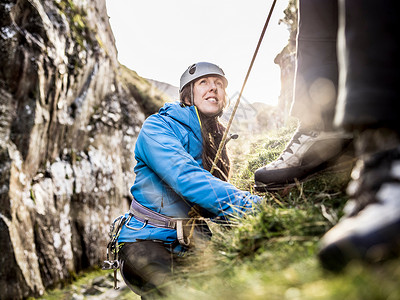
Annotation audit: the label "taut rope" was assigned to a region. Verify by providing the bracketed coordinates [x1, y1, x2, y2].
[210, 0, 277, 175]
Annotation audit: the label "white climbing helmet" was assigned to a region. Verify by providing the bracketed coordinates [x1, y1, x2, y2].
[179, 62, 228, 92]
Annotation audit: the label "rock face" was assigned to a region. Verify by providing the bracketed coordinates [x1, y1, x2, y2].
[274, 0, 297, 120]
[274, 44, 296, 118]
[0, 0, 154, 298]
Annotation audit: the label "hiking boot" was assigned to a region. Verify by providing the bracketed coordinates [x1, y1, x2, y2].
[318, 129, 400, 271]
[254, 128, 353, 191]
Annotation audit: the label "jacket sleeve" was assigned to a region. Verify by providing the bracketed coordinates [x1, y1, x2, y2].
[134, 115, 261, 217]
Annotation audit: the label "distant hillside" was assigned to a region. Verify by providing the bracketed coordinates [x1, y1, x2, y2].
[147, 78, 179, 102]
[222, 100, 284, 134]
[119, 65, 170, 116]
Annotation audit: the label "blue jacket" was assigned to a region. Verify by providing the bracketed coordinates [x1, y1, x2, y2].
[118, 102, 261, 244]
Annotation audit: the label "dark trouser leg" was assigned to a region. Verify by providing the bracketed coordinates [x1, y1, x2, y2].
[319, 0, 400, 271]
[119, 241, 176, 299]
[253, 0, 352, 191]
[291, 0, 338, 130]
[334, 0, 400, 131]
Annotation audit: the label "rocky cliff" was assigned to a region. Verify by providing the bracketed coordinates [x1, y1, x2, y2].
[274, 0, 297, 120]
[0, 0, 163, 298]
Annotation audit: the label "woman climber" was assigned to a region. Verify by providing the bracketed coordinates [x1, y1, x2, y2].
[113, 62, 262, 298]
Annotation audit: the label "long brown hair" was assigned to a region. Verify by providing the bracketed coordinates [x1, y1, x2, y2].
[180, 84, 231, 181]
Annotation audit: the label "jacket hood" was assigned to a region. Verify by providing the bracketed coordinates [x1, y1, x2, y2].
[158, 102, 196, 123]
[158, 102, 202, 140]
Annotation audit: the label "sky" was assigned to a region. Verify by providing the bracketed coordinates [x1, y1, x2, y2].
[105, 0, 290, 106]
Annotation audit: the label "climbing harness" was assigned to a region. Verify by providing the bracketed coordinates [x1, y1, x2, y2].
[210, 0, 277, 175]
[127, 197, 204, 247]
[103, 198, 207, 288]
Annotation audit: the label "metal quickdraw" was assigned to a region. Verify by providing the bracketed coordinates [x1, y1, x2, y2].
[102, 215, 127, 290]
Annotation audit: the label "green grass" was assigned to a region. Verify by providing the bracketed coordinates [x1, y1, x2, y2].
[33, 268, 139, 300]
[31, 268, 104, 300]
[164, 125, 400, 300]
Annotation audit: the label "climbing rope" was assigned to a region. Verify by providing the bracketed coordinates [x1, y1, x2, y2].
[210, 0, 277, 175]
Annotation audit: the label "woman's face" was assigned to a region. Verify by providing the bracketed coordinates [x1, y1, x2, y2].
[192, 76, 226, 116]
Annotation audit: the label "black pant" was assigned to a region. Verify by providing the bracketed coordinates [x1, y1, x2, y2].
[291, 0, 339, 130]
[291, 0, 399, 132]
[334, 0, 399, 131]
[119, 241, 181, 299]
